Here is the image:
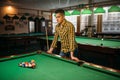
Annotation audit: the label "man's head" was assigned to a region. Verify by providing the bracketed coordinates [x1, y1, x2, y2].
[55, 9, 65, 24]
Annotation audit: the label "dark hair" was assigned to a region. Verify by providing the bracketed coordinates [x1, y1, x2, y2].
[55, 9, 65, 15]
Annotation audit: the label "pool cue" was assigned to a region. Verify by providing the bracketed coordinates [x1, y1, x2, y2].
[45, 26, 49, 50]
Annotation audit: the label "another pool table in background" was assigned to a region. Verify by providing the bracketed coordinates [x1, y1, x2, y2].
[39, 36, 120, 70]
[0, 33, 45, 54]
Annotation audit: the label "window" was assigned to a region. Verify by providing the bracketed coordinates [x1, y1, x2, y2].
[29, 21, 35, 33]
[102, 6, 120, 33]
[80, 15, 89, 31]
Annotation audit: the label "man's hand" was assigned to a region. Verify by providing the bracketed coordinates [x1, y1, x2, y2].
[70, 52, 80, 62]
[47, 48, 53, 54]
[71, 56, 80, 62]
[47, 50, 52, 54]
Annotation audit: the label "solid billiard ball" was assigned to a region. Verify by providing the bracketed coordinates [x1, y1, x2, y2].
[28, 63, 32, 67]
[100, 43, 103, 46]
[30, 60, 36, 68]
[31, 60, 35, 63]
[31, 63, 36, 68]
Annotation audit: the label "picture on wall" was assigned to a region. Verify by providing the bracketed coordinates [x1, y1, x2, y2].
[5, 25, 15, 31]
[6, 18, 13, 24]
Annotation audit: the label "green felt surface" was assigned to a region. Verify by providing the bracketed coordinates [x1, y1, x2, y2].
[0, 52, 120, 80]
[41, 36, 120, 48]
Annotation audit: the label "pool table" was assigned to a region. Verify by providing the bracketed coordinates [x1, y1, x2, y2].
[39, 36, 120, 69]
[40, 36, 120, 48]
[0, 33, 45, 45]
[0, 32, 45, 51]
[95, 32, 120, 38]
[0, 32, 45, 38]
[0, 51, 120, 80]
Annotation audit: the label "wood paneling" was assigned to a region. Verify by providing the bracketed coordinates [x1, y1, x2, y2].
[97, 15, 102, 33]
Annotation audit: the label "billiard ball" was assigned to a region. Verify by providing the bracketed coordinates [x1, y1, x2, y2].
[19, 62, 26, 67]
[100, 43, 103, 46]
[19, 60, 36, 69]
[28, 63, 32, 67]
[30, 60, 36, 68]
[31, 60, 35, 63]
[25, 62, 29, 67]
[31, 63, 36, 68]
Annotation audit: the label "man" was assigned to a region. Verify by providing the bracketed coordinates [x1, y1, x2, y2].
[47, 9, 80, 62]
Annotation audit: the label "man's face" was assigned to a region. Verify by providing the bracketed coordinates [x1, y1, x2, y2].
[55, 13, 64, 24]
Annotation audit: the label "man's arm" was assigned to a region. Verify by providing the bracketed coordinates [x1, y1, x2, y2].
[68, 23, 80, 62]
[47, 47, 54, 54]
[68, 23, 75, 52]
[47, 27, 59, 54]
[70, 52, 80, 62]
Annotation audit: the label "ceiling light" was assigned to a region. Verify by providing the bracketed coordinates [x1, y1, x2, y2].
[71, 10, 80, 15]
[3, 14, 10, 20]
[81, 9, 92, 15]
[28, 16, 34, 21]
[20, 15, 26, 20]
[12, 15, 19, 19]
[94, 7, 105, 15]
[65, 11, 71, 16]
[108, 5, 120, 13]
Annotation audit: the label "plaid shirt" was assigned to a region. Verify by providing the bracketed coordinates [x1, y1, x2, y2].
[51, 19, 78, 53]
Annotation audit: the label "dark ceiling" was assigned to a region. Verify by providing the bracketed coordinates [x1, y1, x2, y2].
[0, 0, 112, 10]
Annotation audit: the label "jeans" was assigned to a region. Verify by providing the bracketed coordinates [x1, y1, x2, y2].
[59, 48, 79, 58]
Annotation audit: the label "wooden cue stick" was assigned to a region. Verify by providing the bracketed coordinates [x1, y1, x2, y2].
[45, 27, 49, 50]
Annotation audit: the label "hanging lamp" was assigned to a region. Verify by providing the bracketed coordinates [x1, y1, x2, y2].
[71, 10, 80, 15]
[94, 7, 105, 15]
[81, 8, 92, 15]
[65, 11, 71, 16]
[108, 5, 120, 13]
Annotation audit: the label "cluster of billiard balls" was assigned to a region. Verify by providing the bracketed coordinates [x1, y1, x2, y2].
[19, 60, 36, 69]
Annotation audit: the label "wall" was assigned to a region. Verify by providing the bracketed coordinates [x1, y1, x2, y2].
[0, 6, 51, 34]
